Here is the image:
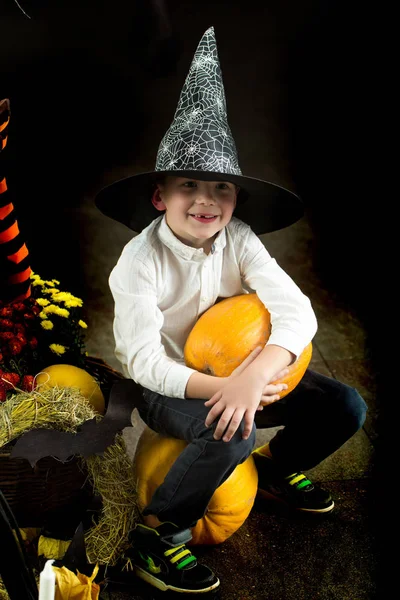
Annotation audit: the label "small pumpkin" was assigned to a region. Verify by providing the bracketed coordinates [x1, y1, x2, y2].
[35, 364, 105, 415]
[184, 293, 312, 399]
[134, 426, 258, 545]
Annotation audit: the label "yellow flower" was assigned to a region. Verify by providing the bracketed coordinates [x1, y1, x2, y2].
[43, 305, 70, 318]
[43, 305, 57, 314]
[48, 291, 83, 308]
[36, 298, 50, 307]
[51, 291, 69, 303]
[49, 343, 67, 356]
[29, 272, 87, 365]
[54, 307, 70, 318]
[64, 297, 83, 308]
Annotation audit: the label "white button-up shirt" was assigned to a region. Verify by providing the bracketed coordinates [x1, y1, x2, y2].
[109, 215, 318, 398]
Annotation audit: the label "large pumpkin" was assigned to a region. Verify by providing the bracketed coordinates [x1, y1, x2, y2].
[184, 293, 312, 399]
[134, 427, 258, 545]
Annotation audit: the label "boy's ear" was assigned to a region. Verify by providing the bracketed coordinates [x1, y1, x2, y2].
[151, 187, 166, 211]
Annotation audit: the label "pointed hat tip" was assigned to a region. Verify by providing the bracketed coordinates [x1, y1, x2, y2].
[203, 25, 215, 36]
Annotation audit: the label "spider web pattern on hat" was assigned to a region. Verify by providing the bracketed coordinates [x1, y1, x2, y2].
[155, 27, 242, 176]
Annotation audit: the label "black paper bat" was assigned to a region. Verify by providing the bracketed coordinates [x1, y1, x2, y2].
[11, 379, 140, 467]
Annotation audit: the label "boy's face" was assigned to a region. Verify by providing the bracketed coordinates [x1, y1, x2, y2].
[154, 176, 238, 250]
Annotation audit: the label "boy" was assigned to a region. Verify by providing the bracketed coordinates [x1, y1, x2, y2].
[95, 27, 367, 594]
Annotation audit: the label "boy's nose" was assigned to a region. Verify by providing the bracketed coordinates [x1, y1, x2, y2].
[194, 192, 216, 204]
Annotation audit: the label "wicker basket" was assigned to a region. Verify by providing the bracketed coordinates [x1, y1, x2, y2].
[0, 357, 126, 527]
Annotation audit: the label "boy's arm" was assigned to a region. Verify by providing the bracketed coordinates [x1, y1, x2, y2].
[185, 371, 228, 399]
[234, 343, 295, 386]
[110, 254, 199, 399]
[240, 228, 318, 360]
[185, 345, 290, 400]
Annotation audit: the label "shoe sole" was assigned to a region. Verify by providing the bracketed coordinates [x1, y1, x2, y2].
[133, 565, 221, 593]
[257, 488, 335, 514]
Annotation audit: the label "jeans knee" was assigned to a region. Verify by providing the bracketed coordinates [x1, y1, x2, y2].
[339, 386, 368, 432]
[221, 422, 256, 464]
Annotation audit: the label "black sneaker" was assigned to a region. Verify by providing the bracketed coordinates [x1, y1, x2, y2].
[252, 450, 334, 514]
[126, 522, 220, 593]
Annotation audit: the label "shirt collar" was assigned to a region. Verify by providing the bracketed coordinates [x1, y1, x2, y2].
[158, 215, 226, 260]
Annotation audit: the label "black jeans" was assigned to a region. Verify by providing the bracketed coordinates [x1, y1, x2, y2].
[135, 369, 367, 528]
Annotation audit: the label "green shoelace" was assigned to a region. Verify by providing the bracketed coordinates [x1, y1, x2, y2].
[284, 472, 313, 491]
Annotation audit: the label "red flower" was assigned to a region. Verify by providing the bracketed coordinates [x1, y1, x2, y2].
[0, 382, 6, 402]
[15, 323, 26, 335]
[16, 332, 27, 346]
[28, 337, 38, 350]
[1, 372, 21, 391]
[8, 339, 24, 356]
[23, 313, 35, 321]
[0, 352, 3, 362]
[0, 318, 14, 330]
[21, 375, 35, 392]
[0, 331, 14, 342]
[11, 302, 26, 313]
[0, 307, 13, 319]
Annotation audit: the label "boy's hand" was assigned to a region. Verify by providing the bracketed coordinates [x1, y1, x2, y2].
[204, 348, 290, 440]
[257, 368, 289, 408]
[227, 347, 289, 410]
[204, 374, 263, 442]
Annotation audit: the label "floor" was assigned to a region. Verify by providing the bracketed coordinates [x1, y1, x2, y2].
[1, 1, 385, 598]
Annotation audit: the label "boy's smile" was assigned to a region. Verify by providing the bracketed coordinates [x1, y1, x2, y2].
[190, 214, 218, 223]
[153, 177, 238, 252]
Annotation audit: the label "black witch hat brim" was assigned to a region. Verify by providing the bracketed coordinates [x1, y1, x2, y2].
[95, 169, 304, 235]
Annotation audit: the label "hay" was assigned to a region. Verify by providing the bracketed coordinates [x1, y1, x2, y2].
[0, 384, 142, 572]
[0, 580, 8, 600]
[85, 433, 140, 567]
[0, 386, 98, 448]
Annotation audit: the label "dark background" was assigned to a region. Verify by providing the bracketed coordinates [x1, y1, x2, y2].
[0, 0, 388, 594]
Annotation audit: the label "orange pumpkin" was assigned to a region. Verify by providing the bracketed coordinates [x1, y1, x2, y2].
[184, 293, 312, 399]
[134, 427, 258, 545]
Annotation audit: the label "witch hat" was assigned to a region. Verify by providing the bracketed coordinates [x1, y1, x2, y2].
[95, 27, 303, 235]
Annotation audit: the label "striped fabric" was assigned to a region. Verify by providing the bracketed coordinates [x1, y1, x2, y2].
[0, 98, 31, 303]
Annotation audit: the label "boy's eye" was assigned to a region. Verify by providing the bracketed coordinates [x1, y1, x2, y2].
[183, 181, 197, 188]
[216, 183, 230, 190]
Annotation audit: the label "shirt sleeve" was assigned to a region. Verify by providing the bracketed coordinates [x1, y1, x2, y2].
[109, 250, 197, 398]
[239, 227, 318, 360]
